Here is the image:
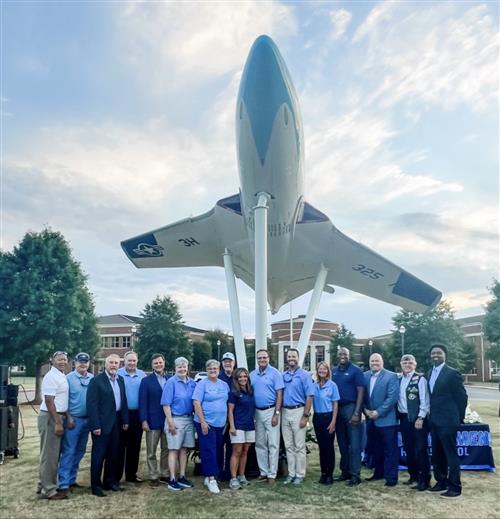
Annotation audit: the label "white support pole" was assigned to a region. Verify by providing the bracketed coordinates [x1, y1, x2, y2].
[223, 249, 247, 369]
[297, 265, 328, 367]
[254, 192, 270, 353]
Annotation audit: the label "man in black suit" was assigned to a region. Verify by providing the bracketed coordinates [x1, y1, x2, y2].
[87, 354, 129, 497]
[427, 343, 467, 499]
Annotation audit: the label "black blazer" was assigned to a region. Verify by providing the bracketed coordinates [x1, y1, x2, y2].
[87, 372, 129, 434]
[426, 364, 467, 427]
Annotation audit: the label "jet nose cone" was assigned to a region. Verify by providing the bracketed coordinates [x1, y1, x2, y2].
[238, 35, 299, 165]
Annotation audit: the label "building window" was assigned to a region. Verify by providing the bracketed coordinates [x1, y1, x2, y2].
[303, 346, 311, 371]
[316, 345, 325, 364]
[466, 367, 477, 375]
[122, 336, 131, 349]
[112, 336, 120, 348]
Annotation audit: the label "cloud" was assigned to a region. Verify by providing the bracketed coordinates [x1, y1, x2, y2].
[329, 8, 352, 40]
[117, 1, 297, 91]
[353, 3, 499, 112]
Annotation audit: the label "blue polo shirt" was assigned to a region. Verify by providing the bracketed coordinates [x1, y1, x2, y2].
[283, 368, 314, 407]
[331, 362, 365, 406]
[313, 380, 340, 413]
[161, 375, 196, 415]
[228, 390, 255, 431]
[117, 367, 146, 410]
[67, 370, 94, 417]
[250, 365, 284, 408]
[218, 371, 233, 389]
[192, 378, 229, 427]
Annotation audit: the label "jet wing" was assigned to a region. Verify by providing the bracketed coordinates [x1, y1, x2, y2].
[121, 194, 250, 270]
[291, 203, 442, 313]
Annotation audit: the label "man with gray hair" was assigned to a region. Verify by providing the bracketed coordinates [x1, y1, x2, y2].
[398, 354, 431, 491]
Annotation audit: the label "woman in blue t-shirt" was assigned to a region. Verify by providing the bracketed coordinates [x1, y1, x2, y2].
[193, 359, 229, 494]
[312, 361, 340, 485]
[227, 368, 255, 490]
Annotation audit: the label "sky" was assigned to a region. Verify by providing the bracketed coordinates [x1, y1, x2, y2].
[2, 1, 499, 340]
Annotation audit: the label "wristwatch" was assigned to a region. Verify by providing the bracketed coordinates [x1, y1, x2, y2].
[303, 413, 310, 418]
[274, 410, 280, 415]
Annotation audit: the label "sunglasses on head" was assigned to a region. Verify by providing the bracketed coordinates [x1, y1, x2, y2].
[52, 351, 68, 358]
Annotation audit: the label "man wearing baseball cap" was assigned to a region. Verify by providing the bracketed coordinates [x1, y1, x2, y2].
[218, 351, 236, 480]
[58, 352, 94, 494]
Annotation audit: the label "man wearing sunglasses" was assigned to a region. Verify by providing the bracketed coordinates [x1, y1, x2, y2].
[37, 350, 70, 500]
[58, 352, 94, 495]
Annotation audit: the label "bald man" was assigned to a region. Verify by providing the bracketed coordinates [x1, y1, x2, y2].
[363, 353, 399, 486]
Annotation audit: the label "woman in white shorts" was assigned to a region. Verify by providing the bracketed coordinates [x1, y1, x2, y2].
[161, 357, 197, 492]
[227, 367, 256, 490]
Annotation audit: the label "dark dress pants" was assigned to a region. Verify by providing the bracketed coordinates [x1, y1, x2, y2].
[90, 416, 121, 490]
[219, 427, 233, 481]
[430, 424, 461, 493]
[399, 414, 430, 484]
[313, 412, 335, 477]
[117, 409, 143, 481]
[368, 422, 398, 483]
[336, 403, 362, 478]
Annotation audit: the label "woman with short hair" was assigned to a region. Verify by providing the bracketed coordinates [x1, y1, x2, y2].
[192, 359, 229, 494]
[161, 356, 196, 491]
[312, 361, 339, 485]
[227, 368, 255, 490]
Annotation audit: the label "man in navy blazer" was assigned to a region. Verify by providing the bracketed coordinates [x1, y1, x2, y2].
[87, 354, 129, 497]
[426, 343, 467, 499]
[139, 353, 170, 486]
[363, 353, 400, 486]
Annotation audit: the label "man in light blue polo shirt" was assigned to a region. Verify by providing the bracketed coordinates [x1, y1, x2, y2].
[281, 348, 314, 485]
[58, 352, 93, 493]
[117, 351, 146, 483]
[249, 349, 284, 485]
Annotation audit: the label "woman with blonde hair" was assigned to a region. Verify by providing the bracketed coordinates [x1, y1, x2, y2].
[312, 361, 339, 485]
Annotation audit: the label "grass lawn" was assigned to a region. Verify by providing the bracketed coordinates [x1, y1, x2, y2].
[0, 400, 498, 519]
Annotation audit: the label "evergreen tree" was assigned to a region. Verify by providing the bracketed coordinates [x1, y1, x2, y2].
[191, 340, 212, 371]
[385, 301, 466, 372]
[136, 295, 191, 371]
[459, 340, 477, 382]
[330, 323, 355, 353]
[204, 329, 232, 360]
[484, 280, 500, 365]
[0, 229, 99, 403]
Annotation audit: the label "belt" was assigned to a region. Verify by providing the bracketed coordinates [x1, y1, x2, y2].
[172, 414, 192, 418]
[314, 411, 332, 416]
[255, 405, 275, 410]
[57, 411, 67, 415]
[283, 404, 304, 409]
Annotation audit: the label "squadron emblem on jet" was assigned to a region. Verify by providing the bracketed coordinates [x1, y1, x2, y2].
[133, 243, 164, 257]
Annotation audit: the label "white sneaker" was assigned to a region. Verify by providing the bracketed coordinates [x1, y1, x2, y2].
[229, 478, 241, 490]
[237, 475, 250, 486]
[204, 477, 209, 487]
[207, 478, 220, 494]
[283, 475, 295, 485]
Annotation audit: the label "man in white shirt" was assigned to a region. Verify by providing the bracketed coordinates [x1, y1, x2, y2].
[397, 354, 431, 491]
[37, 351, 70, 500]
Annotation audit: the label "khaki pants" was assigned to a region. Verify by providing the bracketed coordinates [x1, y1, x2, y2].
[254, 408, 281, 479]
[282, 407, 307, 479]
[145, 429, 169, 480]
[37, 411, 63, 497]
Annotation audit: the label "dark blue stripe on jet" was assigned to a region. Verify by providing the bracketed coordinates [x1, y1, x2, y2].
[392, 272, 441, 307]
[239, 35, 299, 165]
[217, 193, 242, 215]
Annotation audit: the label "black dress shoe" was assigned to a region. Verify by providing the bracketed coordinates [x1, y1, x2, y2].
[440, 490, 462, 499]
[385, 481, 397, 487]
[417, 482, 430, 491]
[92, 488, 107, 497]
[428, 483, 447, 492]
[318, 475, 326, 484]
[365, 475, 384, 481]
[323, 476, 333, 485]
[335, 473, 351, 482]
[126, 477, 143, 483]
[347, 477, 361, 486]
[103, 484, 125, 492]
[403, 478, 416, 485]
